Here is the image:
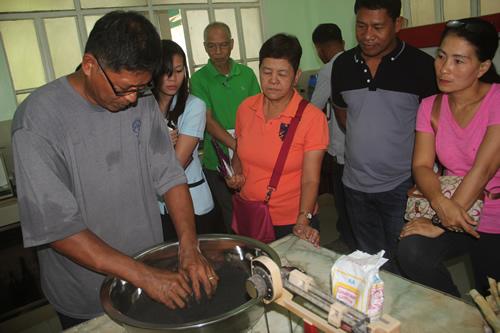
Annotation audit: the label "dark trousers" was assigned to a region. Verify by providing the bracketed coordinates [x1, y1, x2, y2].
[204, 168, 235, 233]
[161, 208, 218, 242]
[319, 151, 334, 195]
[331, 155, 356, 249]
[344, 177, 414, 274]
[273, 214, 321, 240]
[57, 311, 91, 330]
[397, 230, 500, 297]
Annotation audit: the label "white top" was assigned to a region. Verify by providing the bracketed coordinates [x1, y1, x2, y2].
[158, 94, 214, 215]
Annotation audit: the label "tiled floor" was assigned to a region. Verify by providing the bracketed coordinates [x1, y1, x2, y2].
[0, 193, 474, 332]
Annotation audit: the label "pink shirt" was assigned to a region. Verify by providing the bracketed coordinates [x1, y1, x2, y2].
[416, 83, 500, 233]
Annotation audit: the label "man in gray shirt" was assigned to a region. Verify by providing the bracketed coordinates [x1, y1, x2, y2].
[12, 11, 217, 329]
[331, 0, 437, 273]
[311, 24, 354, 254]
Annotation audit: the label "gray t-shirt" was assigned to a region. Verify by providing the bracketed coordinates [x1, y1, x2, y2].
[331, 40, 438, 192]
[11, 76, 187, 318]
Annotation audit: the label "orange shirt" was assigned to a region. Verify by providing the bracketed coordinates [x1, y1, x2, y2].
[235, 90, 328, 226]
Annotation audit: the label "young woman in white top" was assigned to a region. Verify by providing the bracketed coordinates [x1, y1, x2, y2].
[154, 40, 217, 240]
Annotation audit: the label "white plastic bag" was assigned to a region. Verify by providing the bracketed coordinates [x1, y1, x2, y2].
[331, 250, 388, 321]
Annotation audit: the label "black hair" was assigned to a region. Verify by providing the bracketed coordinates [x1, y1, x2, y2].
[259, 33, 302, 74]
[354, 0, 401, 21]
[84, 11, 162, 75]
[203, 22, 232, 41]
[441, 17, 500, 84]
[312, 24, 343, 45]
[153, 40, 189, 124]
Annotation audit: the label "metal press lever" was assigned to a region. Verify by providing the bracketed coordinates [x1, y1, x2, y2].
[246, 256, 401, 333]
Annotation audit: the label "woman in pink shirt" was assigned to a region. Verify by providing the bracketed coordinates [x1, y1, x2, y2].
[398, 18, 500, 297]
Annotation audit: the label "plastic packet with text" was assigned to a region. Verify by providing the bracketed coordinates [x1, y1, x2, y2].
[331, 250, 387, 321]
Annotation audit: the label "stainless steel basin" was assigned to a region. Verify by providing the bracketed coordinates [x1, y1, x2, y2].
[100, 234, 281, 332]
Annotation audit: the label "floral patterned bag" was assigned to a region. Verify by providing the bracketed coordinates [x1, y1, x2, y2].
[405, 175, 484, 229]
[405, 94, 499, 229]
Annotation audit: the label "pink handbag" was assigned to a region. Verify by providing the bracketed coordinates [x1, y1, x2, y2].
[231, 194, 275, 243]
[231, 99, 309, 243]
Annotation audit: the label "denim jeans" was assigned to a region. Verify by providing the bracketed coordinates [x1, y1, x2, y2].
[344, 176, 414, 274]
[398, 231, 500, 297]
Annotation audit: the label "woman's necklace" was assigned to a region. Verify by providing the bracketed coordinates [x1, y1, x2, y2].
[449, 87, 488, 128]
[457, 108, 473, 127]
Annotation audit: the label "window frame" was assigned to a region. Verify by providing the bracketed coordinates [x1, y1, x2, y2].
[0, 0, 265, 106]
[402, 0, 482, 27]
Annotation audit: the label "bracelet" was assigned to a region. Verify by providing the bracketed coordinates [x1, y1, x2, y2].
[435, 197, 445, 215]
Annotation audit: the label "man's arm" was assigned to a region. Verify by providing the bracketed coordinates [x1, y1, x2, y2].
[334, 106, 347, 132]
[191, 71, 237, 150]
[205, 64, 260, 151]
[330, 58, 347, 132]
[50, 229, 194, 309]
[50, 184, 219, 309]
[206, 109, 237, 150]
[163, 183, 218, 301]
[311, 64, 332, 110]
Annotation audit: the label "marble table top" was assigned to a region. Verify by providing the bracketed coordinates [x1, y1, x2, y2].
[67, 235, 487, 333]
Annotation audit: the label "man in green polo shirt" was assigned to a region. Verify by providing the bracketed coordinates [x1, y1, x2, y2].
[191, 22, 260, 233]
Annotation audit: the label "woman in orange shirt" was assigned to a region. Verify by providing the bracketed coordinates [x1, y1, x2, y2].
[226, 34, 328, 247]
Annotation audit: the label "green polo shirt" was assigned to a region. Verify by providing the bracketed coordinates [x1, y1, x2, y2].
[191, 58, 261, 170]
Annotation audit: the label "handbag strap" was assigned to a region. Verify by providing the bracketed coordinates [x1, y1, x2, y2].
[264, 98, 309, 203]
[429, 94, 499, 201]
[431, 93, 443, 134]
[485, 187, 500, 200]
[431, 93, 444, 175]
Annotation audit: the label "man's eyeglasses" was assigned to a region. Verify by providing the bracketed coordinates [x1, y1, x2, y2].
[205, 41, 231, 51]
[445, 20, 486, 35]
[94, 56, 154, 97]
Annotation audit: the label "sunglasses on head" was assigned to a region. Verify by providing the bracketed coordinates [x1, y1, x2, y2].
[445, 20, 487, 35]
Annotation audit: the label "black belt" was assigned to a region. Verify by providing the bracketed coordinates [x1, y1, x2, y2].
[188, 178, 205, 188]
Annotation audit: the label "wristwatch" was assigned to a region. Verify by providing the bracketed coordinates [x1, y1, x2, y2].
[432, 214, 449, 231]
[431, 214, 441, 226]
[299, 211, 312, 220]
